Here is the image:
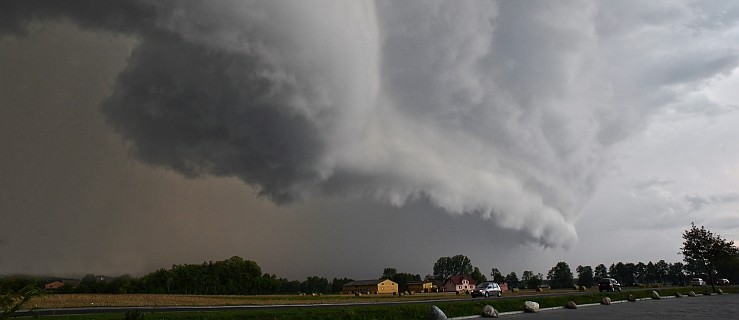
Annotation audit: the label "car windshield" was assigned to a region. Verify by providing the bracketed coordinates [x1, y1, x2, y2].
[476, 283, 491, 288]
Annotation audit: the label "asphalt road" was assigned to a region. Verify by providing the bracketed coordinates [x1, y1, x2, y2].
[466, 294, 739, 320]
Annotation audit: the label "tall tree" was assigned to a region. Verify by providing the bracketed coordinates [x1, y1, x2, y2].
[505, 272, 519, 289]
[521, 271, 533, 286]
[654, 260, 669, 284]
[668, 262, 686, 285]
[681, 223, 739, 292]
[547, 262, 574, 289]
[470, 267, 487, 285]
[634, 262, 647, 285]
[300, 276, 329, 294]
[433, 255, 473, 279]
[594, 264, 608, 280]
[381, 268, 398, 279]
[490, 268, 505, 283]
[521, 271, 543, 289]
[576, 265, 594, 288]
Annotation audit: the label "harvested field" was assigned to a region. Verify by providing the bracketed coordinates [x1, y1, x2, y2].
[26, 293, 455, 309]
[26, 289, 566, 309]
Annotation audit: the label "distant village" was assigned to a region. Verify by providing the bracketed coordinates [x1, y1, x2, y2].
[39, 274, 495, 296]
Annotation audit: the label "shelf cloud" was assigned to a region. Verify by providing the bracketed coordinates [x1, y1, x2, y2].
[4, 0, 739, 250]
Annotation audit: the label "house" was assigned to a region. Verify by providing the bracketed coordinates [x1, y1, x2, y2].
[443, 275, 476, 292]
[343, 279, 398, 294]
[407, 280, 433, 293]
[44, 281, 65, 290]
[44, 279, 80, 291]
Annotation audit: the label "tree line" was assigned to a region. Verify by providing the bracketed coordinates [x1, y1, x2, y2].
[2, 224, 737, 295]
[0, 256, 353, 295]
[427, 223, 739, 290]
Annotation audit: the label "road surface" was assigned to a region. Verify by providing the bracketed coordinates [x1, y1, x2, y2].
[468, 294, 738, 319]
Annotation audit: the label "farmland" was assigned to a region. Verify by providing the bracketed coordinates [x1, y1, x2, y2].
[17, 287, 737, 320]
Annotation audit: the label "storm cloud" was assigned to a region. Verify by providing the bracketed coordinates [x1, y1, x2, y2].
[4, 0, 739, 252]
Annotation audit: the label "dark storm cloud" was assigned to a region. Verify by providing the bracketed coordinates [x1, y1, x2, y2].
[101, 35, 324, 203]
[4, 0, 739, 249]
[0, 0, 156, 36]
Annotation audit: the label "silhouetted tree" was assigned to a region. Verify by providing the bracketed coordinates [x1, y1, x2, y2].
[381, 268, 398, 279]
[330, 278, 354, 294]
[522, 271, 542, 289]
[300, 276, 329, 294]
[489, 268, 505, 283]
[433, 255, 473, 279]
[547, 262, 574, 289]
[505, 272, 519, 289]
[594, 264, 608, 280]
[681, 223, 739, 292]
[470, 267, 487, 285]
[576, 265, 594, 288]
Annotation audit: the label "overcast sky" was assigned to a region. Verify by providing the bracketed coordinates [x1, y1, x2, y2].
[1, 0, 739, 281]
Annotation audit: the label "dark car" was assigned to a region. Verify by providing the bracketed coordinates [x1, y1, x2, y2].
[598, 278, 621, 292]
[470, 282, 502, 298]
[715, 278, 730, 286]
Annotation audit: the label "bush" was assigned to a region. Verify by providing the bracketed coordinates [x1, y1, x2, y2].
[123, 310, 145, 320]
[1, 284, 43, 319]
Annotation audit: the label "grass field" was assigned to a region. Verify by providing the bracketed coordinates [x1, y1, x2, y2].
[20, 286, 737, 320]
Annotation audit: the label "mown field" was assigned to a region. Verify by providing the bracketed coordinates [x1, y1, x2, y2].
[25, 289, 569, 309]
[20, 286, 737, 320]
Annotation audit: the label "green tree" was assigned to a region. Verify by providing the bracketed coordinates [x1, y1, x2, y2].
[433, 255, 473, 279]
[654, 260, 669, 284]
[668, 262, 686, 285]
[330, 278, 354, 294]
[547, 262, 574, 289]
[300, 276, 329, 294]
[504, 272, 519, 289]
[576, 265, 594, 288]
[521, 271, 533, 282]
[594, 264, 608, 280]
[522, 271, 542, 289]
[470, 267, 487, 285]
[381, 268, 397, 280]
[489, 268, 505, 283]
[681, 223, 739, 292]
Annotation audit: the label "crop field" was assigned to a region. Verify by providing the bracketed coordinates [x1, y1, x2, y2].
[27, 289, 574, 309]
[17, 287, 737, 320]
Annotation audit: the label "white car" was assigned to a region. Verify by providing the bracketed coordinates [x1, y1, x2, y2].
[690, 278, 706, 286]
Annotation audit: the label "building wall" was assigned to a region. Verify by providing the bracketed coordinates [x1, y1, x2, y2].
[377, 279, 398, 294]
[407, 282, 433, 293]
[343, 280, 398, 294]
[444, 278, 475, 292]
[343, 284, 375, 294]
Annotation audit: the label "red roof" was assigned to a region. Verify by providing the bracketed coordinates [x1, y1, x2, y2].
[445, 275, 476, 286]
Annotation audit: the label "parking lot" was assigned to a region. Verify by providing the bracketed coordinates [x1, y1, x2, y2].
[491, 293, 738, 319]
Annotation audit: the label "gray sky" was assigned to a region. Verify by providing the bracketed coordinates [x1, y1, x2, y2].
[1, 0, 739, 281]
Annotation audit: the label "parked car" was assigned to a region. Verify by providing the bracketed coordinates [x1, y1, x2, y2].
[598, 278, 621, 292]
[690, 278, 706, 286]
[715, 278, 730, 286]
[470, 282, 502, 298]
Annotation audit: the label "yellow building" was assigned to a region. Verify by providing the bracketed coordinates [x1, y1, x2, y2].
[343, 279, 398, 294]
[407, 280, 433, 293]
